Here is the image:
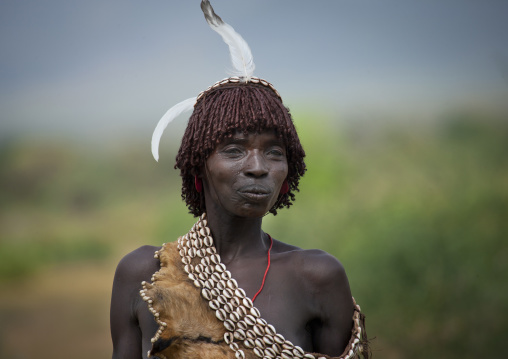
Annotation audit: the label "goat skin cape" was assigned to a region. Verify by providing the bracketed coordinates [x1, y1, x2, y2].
[142, 242, 369, 359]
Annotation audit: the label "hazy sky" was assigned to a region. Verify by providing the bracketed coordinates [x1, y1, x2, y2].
[1, 0, 508, 141]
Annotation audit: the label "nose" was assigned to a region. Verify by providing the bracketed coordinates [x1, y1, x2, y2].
[244, 150, 268, 178]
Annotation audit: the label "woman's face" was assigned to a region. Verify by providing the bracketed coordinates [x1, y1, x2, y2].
[203, 130, 288, 218]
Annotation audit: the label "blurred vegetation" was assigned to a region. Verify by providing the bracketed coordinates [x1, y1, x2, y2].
[0, 110, 507, 359]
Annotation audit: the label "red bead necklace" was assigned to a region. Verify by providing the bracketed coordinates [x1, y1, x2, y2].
[252, 234, 273, 302]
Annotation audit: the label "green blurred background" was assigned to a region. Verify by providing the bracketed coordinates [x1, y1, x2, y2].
[1, 109, 507, 359]
[2, 1, 508, 358]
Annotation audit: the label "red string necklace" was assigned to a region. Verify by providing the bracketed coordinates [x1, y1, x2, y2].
[252, 234, 273, 302]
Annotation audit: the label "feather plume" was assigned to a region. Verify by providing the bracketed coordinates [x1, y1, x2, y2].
[201, 0, 255, 79]
[151, 97, 196, 161]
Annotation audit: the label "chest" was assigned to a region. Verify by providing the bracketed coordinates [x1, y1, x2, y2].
[225, 255, 316, 350]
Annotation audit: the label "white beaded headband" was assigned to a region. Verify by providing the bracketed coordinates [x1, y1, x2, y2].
[151, 0, 282, 162]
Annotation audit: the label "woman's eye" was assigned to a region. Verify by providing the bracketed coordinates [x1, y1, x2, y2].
[223, 147, 243, 155]
[268, 148, 285, 157]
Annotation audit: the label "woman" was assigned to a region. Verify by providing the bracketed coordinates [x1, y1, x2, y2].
[110, 2, 368, 359]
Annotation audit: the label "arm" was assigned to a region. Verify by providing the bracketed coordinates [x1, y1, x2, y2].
[111, 246, 160, 359]
[303, 251, 354, 356]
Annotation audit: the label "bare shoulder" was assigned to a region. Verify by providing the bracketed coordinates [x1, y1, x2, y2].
[273, 240, 349, 289]
[293, 248, 350, 293]
[111, 246, 162, 359]
[114, 245, 161, 284]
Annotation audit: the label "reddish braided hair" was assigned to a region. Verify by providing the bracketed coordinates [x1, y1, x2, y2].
[175, 82, 306, 217]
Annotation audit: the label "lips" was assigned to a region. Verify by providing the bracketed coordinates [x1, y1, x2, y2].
[237, 184, 272, 201]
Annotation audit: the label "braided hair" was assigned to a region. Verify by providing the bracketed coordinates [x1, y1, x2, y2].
[175, 82, 306, 217]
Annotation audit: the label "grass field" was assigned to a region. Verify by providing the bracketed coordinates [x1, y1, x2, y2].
[1, 110, 507, 359]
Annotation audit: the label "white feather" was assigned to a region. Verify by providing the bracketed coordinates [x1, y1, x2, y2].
[201, 0, 255, 79]
[151, 97, 196, 162]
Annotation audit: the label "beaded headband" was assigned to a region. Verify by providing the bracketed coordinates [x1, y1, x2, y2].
[151, 1, 282, 162]
[196, 76, 281, 102]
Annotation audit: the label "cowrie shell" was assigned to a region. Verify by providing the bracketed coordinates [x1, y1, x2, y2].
[209, 299, 220, 310]
[204, 236, 213, 247]
[293, 346, 304, 357]
[224, 332, 233, 344]
[215, 263, 226, 273]
[257, 318, 267, 326]
[236, 306, 248, 317]
[211, 272, 221, 282]
[223, 288, 234, 298]
[237, 320, 248, 330]
[217, 280, 226, 290]
[210, 253, 220, 264]
[224, 319, 235, 332]
[253, 324, 265, 336]
[194, 263, 204, 273]
[265, 324, 276, 336]
[274, 334, 285, 344]
[227, 278, 238, 290]
[272, 343, 282, 354]
[244, 315, 256, 326]
[242, 297, 253, 308]
[201, 288, 212, 301]
[264, 347, 276, 358]
[230, 312, 240, 322]
[204, 279, 214, 290]
[263, 335, 274, 345]
[222, 271, 231, 280]
[235, 288, 246, 298]
[254, 338, 266, 349]
[243, 338, 255, 348]
[231, 297, 241, 307]
[216, 308, 227, 321]
[283, 341, 294, 350]
[253, 347, 264, 358]
[250, 307, 261, 318]
[217, 295, 227, 305]
[234, 329, 246, 340]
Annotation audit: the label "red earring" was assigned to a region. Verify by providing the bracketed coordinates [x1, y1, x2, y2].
[195, 175, 203, 193]
[280, 180, 289, 194]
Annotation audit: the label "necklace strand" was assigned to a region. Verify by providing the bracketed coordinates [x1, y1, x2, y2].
[252, 234, 273, 302]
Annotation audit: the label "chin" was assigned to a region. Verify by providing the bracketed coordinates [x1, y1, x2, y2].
[231, 204, 271, 218]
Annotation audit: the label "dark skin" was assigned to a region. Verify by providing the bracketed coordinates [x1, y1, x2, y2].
[111, 131, 354, 359]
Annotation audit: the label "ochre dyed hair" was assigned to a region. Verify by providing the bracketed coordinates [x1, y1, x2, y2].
[175, 82, 306, 217]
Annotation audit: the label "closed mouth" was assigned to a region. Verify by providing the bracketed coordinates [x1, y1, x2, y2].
[238, 185, 271, 200]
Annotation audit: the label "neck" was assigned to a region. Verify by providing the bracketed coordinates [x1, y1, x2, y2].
[205, 210, 267, 264]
